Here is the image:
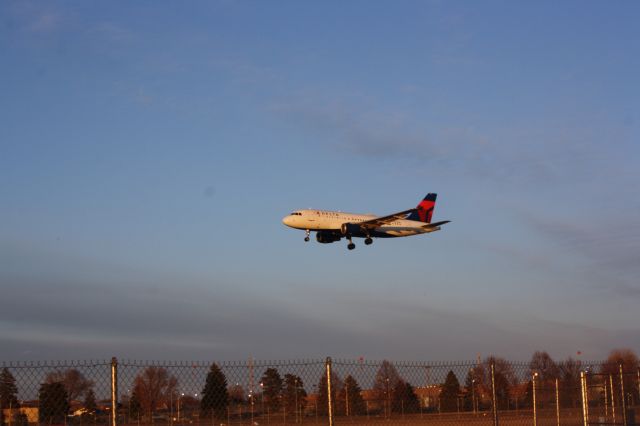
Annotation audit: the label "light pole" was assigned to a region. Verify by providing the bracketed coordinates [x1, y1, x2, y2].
[294, 377, 299, 423]
[127, 389, 131, 425]
[170, 392, 174, 426]
[177, 393, 184, 424]
[533, 372, 539, 426]
[193, 393, 199, 424]
[386, 378, 390, 419]
[249, 388, 254, 426]
[471, 374, 477, 414]
[313, 384, 318, 425]
[345, 379, 349, 417]
[260, 382, 265, 415]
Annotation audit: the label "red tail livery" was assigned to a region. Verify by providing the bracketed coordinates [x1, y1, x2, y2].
[407, 193, 437, 223]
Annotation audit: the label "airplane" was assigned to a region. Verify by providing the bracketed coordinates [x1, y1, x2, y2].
[282, 193, 450, 250]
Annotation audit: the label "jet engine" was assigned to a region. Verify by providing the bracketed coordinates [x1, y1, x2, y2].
[316, 231, 341, 244]
[340, 223, 362, 236]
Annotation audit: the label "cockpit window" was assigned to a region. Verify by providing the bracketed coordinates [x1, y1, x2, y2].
[290, 212, 302, 216]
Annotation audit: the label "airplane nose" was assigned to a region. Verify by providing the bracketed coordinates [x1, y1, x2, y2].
[282, 215, 292, 226]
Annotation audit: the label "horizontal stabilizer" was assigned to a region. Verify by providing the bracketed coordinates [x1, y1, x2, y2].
[422, 220, 450, 228]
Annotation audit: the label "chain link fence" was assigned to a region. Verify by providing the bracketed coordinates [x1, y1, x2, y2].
[1, 358, 638, 426]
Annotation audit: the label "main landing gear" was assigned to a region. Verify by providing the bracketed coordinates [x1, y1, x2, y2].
[304, 229, 310, 242]
[347, 235, 356, 250]
[345, 235, 373, 250]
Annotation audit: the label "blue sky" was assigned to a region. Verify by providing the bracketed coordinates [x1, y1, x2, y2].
[1, 1, 639, 362]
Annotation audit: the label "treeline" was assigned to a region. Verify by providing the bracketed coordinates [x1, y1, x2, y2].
[0, 367, 97, 424]
[439, 348, 640, 412]
[0, 348, 638, 424]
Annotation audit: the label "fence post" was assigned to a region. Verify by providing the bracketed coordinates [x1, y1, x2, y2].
[326, 357, 334, 426]
[491, 360, 498, 426]
[580, 371, 588, 426]
[619, 362, 627, 426]
[532, 372, 538, 426]
[605, 375, 609, 418]
[111, 357, 118, 426]
[555, 378, 560, 426]
[610, 374, 616, 424]
[637, 367, 640, 409]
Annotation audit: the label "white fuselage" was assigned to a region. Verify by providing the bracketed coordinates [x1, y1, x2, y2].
[282, 209, 434, 238]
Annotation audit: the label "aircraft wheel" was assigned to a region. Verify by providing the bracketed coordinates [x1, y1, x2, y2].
[364, 238, 373, 245]
[348, 243, 356, 250]
[304, 236, 310, 242]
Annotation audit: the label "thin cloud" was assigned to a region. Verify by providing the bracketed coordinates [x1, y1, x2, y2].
[3, 246, 633, 361]
[90, 22, 133, 42]
[26, 12, 59, 32]
[269, 94, 625, 189]
[269, 95, 456, 161]
[7, 2, 63, 33]
[520, 213, 640, 296]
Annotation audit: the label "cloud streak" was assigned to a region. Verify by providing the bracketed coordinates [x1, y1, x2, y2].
[2, 242, 636, 362]
[269, 93, 635, 191]
[519, 212, 640, 296]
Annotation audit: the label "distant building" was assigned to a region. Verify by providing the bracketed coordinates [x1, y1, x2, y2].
[2, 407, 38, 425]
[414, 385, 442, 410]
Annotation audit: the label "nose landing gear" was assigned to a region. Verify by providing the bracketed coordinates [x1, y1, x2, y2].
[304, 229, 310, 242]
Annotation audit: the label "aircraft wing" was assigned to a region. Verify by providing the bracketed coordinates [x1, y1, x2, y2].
[356, 209, 417, 229]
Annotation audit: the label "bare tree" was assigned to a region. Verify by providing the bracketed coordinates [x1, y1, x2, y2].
[529, 351, 559, 407]
[372, 360, 402, 416]
[45, 369, 94, 403]
[600, 348, 639, 406]
[477, 356, 516, 410]
[132, 366, 178, 419]
[260, 368, 283, 412]
[558, 357, 582, 408]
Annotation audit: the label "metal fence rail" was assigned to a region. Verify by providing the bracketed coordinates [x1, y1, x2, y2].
[1, 358, 638, 426]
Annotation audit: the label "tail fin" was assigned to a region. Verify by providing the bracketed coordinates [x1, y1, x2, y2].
[407, 193, 437, 223]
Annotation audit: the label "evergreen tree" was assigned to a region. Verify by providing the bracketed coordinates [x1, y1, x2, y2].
[200, 363, 228, 418]
[440, 370, 461, 412]
[0, 368, 20, 425]
[0, 368, 19, 407]
[129, 386, 143, 419]
[260, 368, 283, 412]
[282, 374, 306, 416]
[39, 382, 69, 423]
[317, 370, 343, 415]
[338, 375, 365, 416]
[463, 369, 476, 411]
[392, 381, 420, 414]
[521, 380, 534, 409]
